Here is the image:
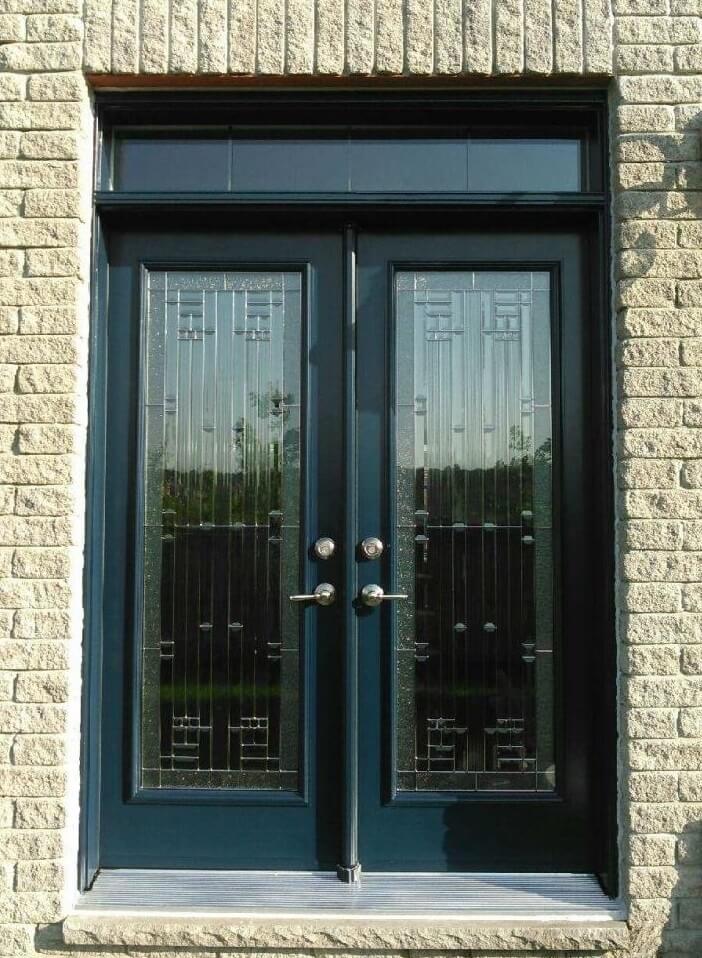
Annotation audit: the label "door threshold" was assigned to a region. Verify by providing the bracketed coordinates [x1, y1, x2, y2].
[76, 869, 623, 921]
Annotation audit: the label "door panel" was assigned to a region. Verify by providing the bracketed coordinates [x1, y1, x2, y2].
[100, 228, 343, 869]
[356, 231, 595, 872]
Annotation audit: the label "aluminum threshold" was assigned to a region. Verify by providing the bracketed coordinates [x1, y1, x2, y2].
[78, 870, 624, 921]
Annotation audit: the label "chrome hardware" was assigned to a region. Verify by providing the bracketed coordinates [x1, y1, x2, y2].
[360, 584, 408, 607]
[359, 536, 384, 560]
[313, 536, 336, 560]
[290, 583, 336, 606]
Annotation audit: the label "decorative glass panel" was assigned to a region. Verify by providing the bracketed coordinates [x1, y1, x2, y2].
[141, 270, 302, 790]
[395, 270, 555, 793]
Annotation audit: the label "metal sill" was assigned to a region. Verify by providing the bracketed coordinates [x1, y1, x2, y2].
[71, 870, 625, 924]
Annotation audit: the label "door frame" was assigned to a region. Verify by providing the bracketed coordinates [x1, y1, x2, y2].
[80, 89, 615, 894]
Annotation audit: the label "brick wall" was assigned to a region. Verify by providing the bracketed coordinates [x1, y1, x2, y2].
[0, 0, 701, 955]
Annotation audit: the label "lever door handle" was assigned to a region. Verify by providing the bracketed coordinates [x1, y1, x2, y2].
[289, 583, 336, 606]
[360, 584, 408, 607]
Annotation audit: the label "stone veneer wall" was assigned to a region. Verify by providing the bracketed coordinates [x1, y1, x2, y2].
[0, 0, 702, 956]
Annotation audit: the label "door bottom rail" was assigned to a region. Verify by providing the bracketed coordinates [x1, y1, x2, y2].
[76, 869, 623, 920]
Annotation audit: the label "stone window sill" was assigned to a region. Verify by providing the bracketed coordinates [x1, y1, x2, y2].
[63, 914, 629, 952]
[62, 870, 628, 952]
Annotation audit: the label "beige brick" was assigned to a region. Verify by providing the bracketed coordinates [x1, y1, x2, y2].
[682, 646, 702, 674]
[0, 641, 68, 671]
[0, 13, 23, 40]
[14, 859, 62, 891]
[618, 339, 680, 367]
[0, 828, 62, 861]
[12, 549, 69, 579]
[682, 461, 702, 487]
[682, 520, 702, 550]
[676, 43, 702, 72]
[621, 429, 702, 458]
[679, 707, 702, 737]
[16, 364, 76, 394]
[680, 772, 702, 801]
[619, 307, 702, 338]
[0, 702, 65, 734]
[629, 866, 678, 898]
[625, 644, 681, 674]
[15, 487, 73, 516]
[619, 278, 676, 308]
[620, 398, 683, 427]
[0, 578, 70, 610]
[623, 551, 702, 581]
[23, 189, 80, 218]
[26, 72, 84, 101]
[15, 394, 76, 423]
[13, 798, 65, 829]
[0, 334, 76, 364]
[11, 734, 65, 766]
[0, 456, 72, 486]
[683, 584, 702, 610]
[618, 459, 679, 488]
[14, 669, 69, 704]
[0, 516, 72, 547]
[616, 44, 674, 74]
[19, 307, 77, 335]
[629, 770, 679, 803]
[623, 520, 683, 550]
[625, 490, 702, 517]
[26, 13, 82, 40]
[13, 609, 70, 641]
[618, 218, 678, 248]
[623, 613, 702, 645]
[681, 338, 702, 366]
[24, 248, 81, 278]
[0, 280, 78, 309]
[621, 582, 681, 612]
[0, 40, 80, 71]
[629, 833, 677, 865]
[685, 398, 702, 424]
[0, 160, 77, 189]
[617, 133, 700, 163]
[632, 740, 702, 772]
[19, 132, 79, 161]
[0, 768, 65, 800]
[16, 425, 74, 455]
[628, 707, 679, 738]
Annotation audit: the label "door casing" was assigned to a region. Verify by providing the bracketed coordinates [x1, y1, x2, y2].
[81, 91, 615, 894]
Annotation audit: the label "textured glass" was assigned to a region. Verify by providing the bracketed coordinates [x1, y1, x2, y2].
[395, 270, 555, 793]
[141, 270, 302, 790]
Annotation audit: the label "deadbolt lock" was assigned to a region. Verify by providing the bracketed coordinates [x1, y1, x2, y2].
[359, 536, 384, 560]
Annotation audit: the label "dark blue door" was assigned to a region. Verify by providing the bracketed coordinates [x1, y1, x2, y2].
[100, 225, 344, 869]
[99, 223, 601, 875]
[355, 230, 599, 872]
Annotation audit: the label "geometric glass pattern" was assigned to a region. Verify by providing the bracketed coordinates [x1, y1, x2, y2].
[395, 270, 555, 792]
[141, 270, 302, 789]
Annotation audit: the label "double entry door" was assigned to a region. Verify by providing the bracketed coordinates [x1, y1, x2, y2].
[99, 221, 598, 876]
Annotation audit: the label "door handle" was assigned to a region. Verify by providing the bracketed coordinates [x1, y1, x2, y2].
[289, 583, 336, 606]
[360, 584, 408, 608]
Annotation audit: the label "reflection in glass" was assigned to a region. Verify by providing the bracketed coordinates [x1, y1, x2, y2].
[395, 270, 555, 793]
[141, 270, 302, 789]
[109, 128, 583, 194]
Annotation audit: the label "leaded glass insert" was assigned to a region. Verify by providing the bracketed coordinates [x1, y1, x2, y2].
[141, 269, 302, 790]
[395, 270, 555, 793]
